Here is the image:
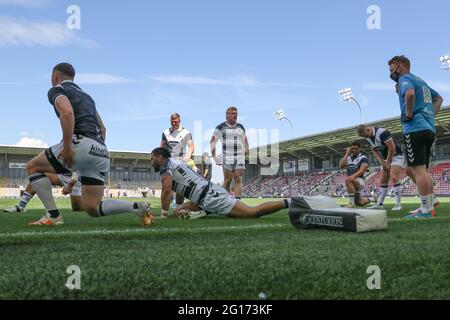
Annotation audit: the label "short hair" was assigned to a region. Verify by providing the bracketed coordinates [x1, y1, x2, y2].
[226, 106, 238, 113]
[53, 63, 75, 78]
[171, 113, 180, 120]
[350, 141, 361, 148]
[357, 125, 368, 137]
[151, 147, 171, 159]
[388, 55, 411, 69]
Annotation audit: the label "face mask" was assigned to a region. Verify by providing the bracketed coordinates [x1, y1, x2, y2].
[390, 67, 401, 83]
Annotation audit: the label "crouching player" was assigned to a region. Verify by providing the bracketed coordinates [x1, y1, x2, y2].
[357, 125, 404, 211]
[339, 142, 375, 208]
[150, 147, 290, 219]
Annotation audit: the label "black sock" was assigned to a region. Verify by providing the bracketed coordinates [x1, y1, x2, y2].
[48, 210, 60, 219]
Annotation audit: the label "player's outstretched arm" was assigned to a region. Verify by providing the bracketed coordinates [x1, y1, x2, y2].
[160, 174, 173, 215]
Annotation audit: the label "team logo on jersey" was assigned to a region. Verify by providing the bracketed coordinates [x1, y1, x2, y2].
[89, 145, 109, 159]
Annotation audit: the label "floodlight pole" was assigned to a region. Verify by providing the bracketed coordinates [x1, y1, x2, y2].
[275, 110, 295, 136]
[350, 96, 364, 125]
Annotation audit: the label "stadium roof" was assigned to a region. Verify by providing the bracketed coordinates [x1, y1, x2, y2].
[0, 145, 151, 161]
[253, 106, 450, 159]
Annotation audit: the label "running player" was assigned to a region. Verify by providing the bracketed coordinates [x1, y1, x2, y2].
[339, 142, 373, 208]
[357, 125, 404, 211]
[27, 63, 153, 226]
[3, 172, 83, 213]
[150, 147, 289, 219]
[210, 106, 249, 199]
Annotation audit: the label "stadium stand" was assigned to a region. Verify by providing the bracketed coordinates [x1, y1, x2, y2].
[244, 106, 450, 198]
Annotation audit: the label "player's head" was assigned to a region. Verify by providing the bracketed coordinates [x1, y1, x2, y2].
[357, 125, 373, 138]
[170, 113, 181, 130]
[388, 55, 411, 83]
[226, 106, 238, 124]
[52, 63, 75, 86]
[150, 147, 171, 172]
[349, 142, 361, 156]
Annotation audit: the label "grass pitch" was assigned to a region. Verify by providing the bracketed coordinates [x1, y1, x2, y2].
[0, 197, 449, 300]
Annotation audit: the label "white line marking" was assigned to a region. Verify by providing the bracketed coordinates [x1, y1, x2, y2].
[0, 216, 448, 238]
[0, 223, 287, 238]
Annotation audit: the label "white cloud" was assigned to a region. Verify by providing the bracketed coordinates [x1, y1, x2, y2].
[15, 137, 48, 148]
[76, 73, 132, 85]
[0, 16, 97, 47]
[0, 0, 47, 7]
[150, 74, 315, 88]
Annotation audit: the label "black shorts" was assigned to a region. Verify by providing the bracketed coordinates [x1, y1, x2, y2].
[403, 130, 435, 168]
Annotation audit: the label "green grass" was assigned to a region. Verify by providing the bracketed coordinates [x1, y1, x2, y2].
[0, 197, 449, 300]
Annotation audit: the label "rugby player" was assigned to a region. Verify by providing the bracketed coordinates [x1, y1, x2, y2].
[150, 147, 290, 219]
[26, 63, 153, 226]
[339, 142, 374, 208]
[160, 113, 195, 216]
[210, 106, 249, 199]
[388, 55, 443, 218]
[357, 125, 404, 211]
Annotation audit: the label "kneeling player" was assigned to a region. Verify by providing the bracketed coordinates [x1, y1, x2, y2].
[3, 172, 83, 214]
[357, 125, 404, 211]
[150, 148, 289, 219]
[26, 63, 153, 226]
[339, 142, 374, 208]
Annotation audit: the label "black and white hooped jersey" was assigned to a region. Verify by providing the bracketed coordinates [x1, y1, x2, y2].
[161, 127, 192, 159]
[214, 122, 246, 158]
[159, 159, 210, 204]
[366, 127, 403, 159]
[347, 153, 369, 178]
[48, 80, 104, 144]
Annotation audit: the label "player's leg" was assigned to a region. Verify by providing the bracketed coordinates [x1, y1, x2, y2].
[344, 177, 357, 207]
[404, 131, 435, 218]
[390, 164, 403, 210]
[77, 138, 153, 225]
[70, 196, 84, 212]
[354, 179, 370, 206]
[27, 149, 64, 224]
[233, 169, 244, 199]
[370, 170, 390, 209]
[3, 182, 35, 213]
[222, 166, 234, 193]
[228, 199, 288, 218]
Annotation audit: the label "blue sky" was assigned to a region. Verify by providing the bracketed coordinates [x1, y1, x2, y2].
[1, 0, 449, 154]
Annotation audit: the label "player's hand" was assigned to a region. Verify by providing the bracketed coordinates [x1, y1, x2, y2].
[183, 155, 190, 162]
[382, 161, 391, 172]
[59, 147, 74, 168]
[62, 184, 74, 195]
[214, 155, 223, 166]
[345, 147, 351, 156]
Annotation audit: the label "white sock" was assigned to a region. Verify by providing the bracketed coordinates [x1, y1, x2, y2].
[97, 200, 139, 217]
[394, 184, 402, 206]
[18, 191, 33, 209]
[428, 194, 435, 210]
[420, 195, 432, 212]
[29, 173, 60, 218]
[349, 194, 355, 205]
[378, 186, 388, 205]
